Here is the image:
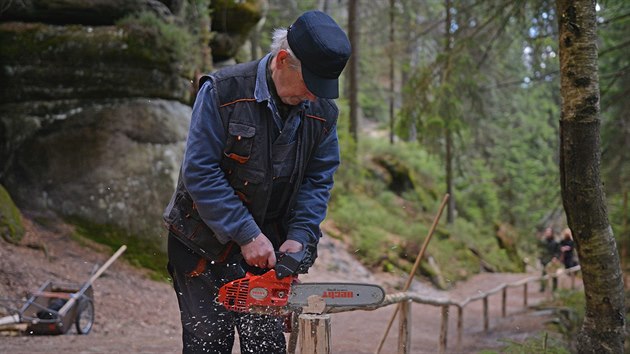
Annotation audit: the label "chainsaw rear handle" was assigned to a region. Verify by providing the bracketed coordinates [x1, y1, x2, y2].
[277, 241, 317, 276]
[231, 245, 314, 279]
[274, 248, 310, 279]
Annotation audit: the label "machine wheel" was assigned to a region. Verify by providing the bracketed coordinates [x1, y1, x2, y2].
[75, 297, 95, 334]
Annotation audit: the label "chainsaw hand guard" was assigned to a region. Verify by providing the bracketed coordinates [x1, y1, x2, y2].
[275, 244, 317, 279]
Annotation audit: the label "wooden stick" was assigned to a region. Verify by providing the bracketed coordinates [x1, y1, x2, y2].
[58, 245, 127, 316]
[375, 194, 449, 354]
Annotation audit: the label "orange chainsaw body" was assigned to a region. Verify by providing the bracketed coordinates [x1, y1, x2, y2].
[218, 269, 298, 313]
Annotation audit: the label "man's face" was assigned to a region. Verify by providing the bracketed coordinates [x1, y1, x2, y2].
[273, 50, 317, 106]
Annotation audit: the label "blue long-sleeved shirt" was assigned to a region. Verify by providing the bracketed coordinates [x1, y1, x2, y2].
[181, 54, 340, 247]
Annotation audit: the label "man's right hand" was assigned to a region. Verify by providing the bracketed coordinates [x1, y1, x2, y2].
[240, 233, 277, 269]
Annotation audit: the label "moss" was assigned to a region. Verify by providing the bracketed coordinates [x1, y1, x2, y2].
[68, 217, 168, 281]
[0, 184, 25, 244]
[116, 11, 198, 70]
[0, 20, 196, 73]
[211, 0, 263, 35]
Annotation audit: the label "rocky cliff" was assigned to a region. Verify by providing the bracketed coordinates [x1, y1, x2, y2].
[0, 0, 263, 248]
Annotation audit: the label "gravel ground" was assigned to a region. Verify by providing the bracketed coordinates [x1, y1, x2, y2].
[0, 215, 570, 353]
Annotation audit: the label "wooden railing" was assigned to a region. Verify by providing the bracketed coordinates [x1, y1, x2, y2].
[320, 265, 581, 354]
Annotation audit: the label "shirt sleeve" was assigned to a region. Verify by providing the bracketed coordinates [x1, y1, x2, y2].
[286, 123, 341, 246]
[182, 80, 261, 246]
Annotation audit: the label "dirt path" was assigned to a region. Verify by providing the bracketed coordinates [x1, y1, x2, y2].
[0, 216, 573, 353]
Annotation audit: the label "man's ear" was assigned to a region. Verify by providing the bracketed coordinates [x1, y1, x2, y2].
[276, 49, 289, 67]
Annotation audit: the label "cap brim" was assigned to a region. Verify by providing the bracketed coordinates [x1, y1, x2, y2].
[302, 66, 339, 99]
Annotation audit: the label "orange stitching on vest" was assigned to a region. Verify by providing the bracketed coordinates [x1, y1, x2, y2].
[220, 98, 257, 107]
[224, 152, 250, 164]
[305, 114, 326, 122]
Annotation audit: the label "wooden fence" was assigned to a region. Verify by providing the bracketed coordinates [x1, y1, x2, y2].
[308, 265, 582, 354]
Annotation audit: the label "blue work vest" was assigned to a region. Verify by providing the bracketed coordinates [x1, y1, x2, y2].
[164, 60, 338, 261]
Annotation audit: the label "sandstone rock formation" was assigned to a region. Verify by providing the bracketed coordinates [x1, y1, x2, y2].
[0, 0, 264, 247]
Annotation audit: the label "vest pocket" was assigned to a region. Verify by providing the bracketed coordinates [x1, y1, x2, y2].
[224, 122, 256, 164]
[166, 191, 233, 262]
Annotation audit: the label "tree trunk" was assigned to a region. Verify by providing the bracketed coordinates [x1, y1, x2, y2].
[446, 129, 454, 224]
[444, 0, 455, 224]
[557, 1, 626, 352]
[389, 0, 396, 145]
[318, 0, 330, 13]
[347, 0, 359, 143]
[623, 189, 628, 289]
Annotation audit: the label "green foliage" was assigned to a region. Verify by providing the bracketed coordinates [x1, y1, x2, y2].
[330, 134, 523, 286]
[609, 193, 630, 258]
[69, 218, 168, 281]
[0, 184, 24, 244]
[456, 158, 501, 227]
[449, 219, 519, 273]
[545, 290, 585, 343]
[257, 0, 319, 52]
[179, 0, 212, 72]
[599, 1, 630, 195]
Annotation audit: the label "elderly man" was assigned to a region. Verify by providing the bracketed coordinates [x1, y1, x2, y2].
[163, 10, 351, 354]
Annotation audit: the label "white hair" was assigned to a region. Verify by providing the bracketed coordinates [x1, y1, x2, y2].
[270, 27, 301, 67]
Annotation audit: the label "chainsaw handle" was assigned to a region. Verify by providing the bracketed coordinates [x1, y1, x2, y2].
[232, 249, 308, 278]
[274, 249, 308, 279]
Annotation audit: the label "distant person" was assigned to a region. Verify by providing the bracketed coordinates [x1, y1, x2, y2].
[539, 227, 559, 291]
[559, 227, 578, 268]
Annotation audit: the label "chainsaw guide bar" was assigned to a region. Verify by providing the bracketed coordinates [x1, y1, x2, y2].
[218, 269, 385, 313]
[289, 282, 385, 308]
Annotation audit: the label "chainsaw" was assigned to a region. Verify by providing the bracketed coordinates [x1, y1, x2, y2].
[217, 249, 385, 314]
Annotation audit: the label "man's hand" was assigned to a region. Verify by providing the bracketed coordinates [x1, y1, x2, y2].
[241, 233, 276, 269]
[279, 239, 303, 253]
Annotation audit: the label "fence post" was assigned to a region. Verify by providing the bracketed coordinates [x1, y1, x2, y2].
[439, 305, 449, 353]
[456, 306, 463, 352]
[398, 300, 411, 354]
[483, 296, 489, 332]
[523, 283, 528, 307]
[501, 287, 507, 317]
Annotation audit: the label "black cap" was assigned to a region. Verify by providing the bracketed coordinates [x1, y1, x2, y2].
[287, 11, 351, 99]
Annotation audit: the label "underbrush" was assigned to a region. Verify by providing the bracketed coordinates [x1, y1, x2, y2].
[480, 332, 570, 354]
[328, 127, 523, 288]
[480, 289, 583, 353]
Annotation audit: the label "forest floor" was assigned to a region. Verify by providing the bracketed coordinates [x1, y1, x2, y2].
[0, 214, 577, 353]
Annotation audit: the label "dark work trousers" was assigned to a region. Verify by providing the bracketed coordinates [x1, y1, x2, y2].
[167, 234, 286, 354]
